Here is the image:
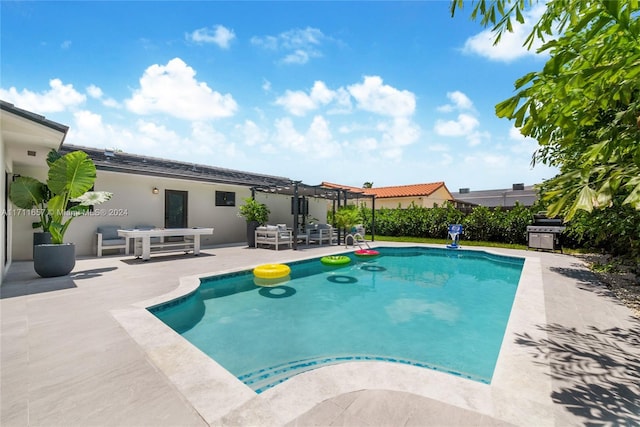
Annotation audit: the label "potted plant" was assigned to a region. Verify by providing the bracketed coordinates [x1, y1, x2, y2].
[333, 205, 361, 231]
[333, 205, 362, 244]
[238, 197, 269, 247]
[9, 176, 53, 253]
[11, 149, 112, 277]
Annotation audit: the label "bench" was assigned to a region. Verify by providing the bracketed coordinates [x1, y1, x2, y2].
[97, 225, 130, 257]
[133, 238, 195, 256]
[130, 225, 195, 257]
[255, 225, 293, 250]
[118, 227, 213, 261]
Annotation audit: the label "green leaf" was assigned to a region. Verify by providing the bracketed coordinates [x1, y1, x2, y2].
[574, 185, 597, 213]
[515, 6, 524, 24]
[514, 71, 537, 89]
[9, 176, 47, 210]
[602, 0, 620, 20]
[47, 150, 97, 198]
[47, 194, 67, 224]
[495, 96, 521, 118]
[622, 182, 640, 208]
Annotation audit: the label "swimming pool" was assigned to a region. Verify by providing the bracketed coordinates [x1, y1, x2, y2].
[151, 246, 523, 393]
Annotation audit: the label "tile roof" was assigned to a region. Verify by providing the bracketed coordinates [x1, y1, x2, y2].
[61, 144, 293, 188]
[321, 181, 450, 199]
[320, 182, 367, 194]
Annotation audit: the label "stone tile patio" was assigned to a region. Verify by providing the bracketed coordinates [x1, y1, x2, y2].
[1, 243, 638, 426]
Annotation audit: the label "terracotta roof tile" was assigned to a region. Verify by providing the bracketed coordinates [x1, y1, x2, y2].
[321, 181, 449, 199]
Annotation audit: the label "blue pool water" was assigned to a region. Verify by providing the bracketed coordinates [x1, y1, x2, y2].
[151, 247, 523, 393]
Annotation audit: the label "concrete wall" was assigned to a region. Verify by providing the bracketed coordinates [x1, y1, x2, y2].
[1, 138, 7, 282]
[9, 168, 330, 260]
[419, 186, 452, 208]
[9, 169, 247, 259]
[8, 164, 47, 261]
[254, 192, 327, 228]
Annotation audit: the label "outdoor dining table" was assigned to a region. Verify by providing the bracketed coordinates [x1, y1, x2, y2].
[117, 227, 214, 261]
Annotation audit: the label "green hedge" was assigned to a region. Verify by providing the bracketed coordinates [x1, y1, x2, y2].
[360, 202, 533, 245]
[357, 201, 639, 263]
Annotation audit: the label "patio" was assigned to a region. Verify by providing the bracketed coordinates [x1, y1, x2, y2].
[1, 243, 638, 426]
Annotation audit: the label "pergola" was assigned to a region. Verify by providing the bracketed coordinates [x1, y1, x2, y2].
[251, 181, 376, 250]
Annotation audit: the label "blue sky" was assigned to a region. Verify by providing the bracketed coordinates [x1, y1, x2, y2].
[1, 1, 557, 192]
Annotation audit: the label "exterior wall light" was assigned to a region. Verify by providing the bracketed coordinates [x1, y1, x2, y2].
[152, 187, 159, 194]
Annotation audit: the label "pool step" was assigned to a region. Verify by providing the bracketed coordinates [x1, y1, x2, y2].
[238, 355, 346, 393]
[237, 354, 481, 393]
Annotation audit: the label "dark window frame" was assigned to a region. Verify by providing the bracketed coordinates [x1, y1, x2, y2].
[215, 191, 236, 207]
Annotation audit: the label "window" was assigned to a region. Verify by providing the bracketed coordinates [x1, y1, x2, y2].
[215, 191, 236, 207]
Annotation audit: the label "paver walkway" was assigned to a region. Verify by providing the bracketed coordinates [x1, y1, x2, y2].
[1, 243, 638, 426]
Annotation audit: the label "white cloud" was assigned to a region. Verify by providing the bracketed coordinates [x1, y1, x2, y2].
[378, 117, 421, 148]
[427, 143, 450, 152]
[275, 90, 317, 116]
[86, 85, 103, 99]
[262, 79, 272, 92]
[462, 4, 548, 62]
[348, 76, 416, 117]
[376, 118, 421, 160]
[86, 84, 120, 108]
[236, 119, 268, 146]
[272, 115, 341, 157]
[283, 49, 311, 65]
[61, 40, 72, 49]
[69, 108, 238, 161]
[508, 125, 539, 154]
[434, 92, 488, 146]
[437, 91, 473, 112]
[187, 25, 236, 49]
[466, 130, 491, 147]
[275, 81, 336, 116]
[463, 152, 511, 169]
[440, 153, 454, 167]
[125, 57, 238, 120]
[273, 117, 305, 151]
[70, 110, 142, 152]
[251, 27, 329, 64]
[434, 113, 479, 137]
[190, 121, 236, 157]
[0, 78, 86, 113]
[329, 88, 353, 114]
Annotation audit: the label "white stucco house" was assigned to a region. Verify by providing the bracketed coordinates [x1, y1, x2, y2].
[1, 101, 371, 284]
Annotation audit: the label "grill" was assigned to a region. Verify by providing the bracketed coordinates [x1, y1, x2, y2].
[527, 215, 566, 252]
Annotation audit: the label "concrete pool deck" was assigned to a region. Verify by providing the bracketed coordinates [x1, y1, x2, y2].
[1, 242, 638, 426]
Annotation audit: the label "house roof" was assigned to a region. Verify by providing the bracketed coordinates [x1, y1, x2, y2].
[322, 181, 450, 199]
[450, 185, 539, 208]
[1, 100, 69, 136]
[59, 145, 373, 201]
[61, 144, 293, 188]
[1, 100, 69, 168]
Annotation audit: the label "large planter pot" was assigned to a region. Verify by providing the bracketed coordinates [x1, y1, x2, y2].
[247, 221, 259, 248]
[33, 243, 75, 278]
[33, 232, 52, 258]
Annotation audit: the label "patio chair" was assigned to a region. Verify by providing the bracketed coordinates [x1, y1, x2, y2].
[307, 223, 335, 245]
[255, 224, 293, 250]
[96, 225, 130, 257]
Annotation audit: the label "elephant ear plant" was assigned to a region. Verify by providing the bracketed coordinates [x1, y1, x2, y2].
[8, 176, 52, 233]
[10, 149, 112, 244]
[45, 149, 112, 244]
